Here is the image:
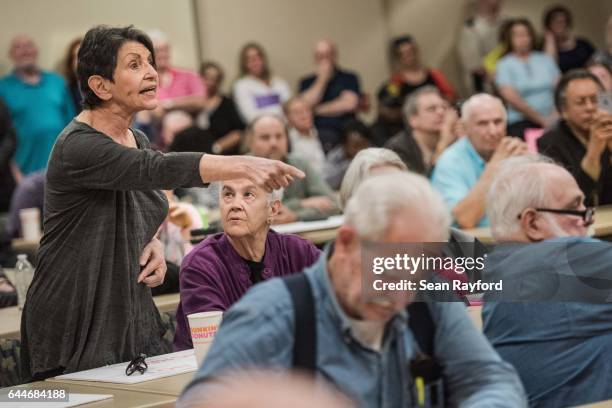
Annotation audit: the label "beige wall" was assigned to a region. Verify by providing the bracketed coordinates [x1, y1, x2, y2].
[0, 0, 199, 75]
[196, 0, 389, 109]
[198, 0, 611, 116]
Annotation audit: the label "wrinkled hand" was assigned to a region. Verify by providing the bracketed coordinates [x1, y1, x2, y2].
[588, 111, 612, 158]
[453, 119, 466, 139]
[489, 137, 528, 165]
[440, 108, 460, 143]
[201, 155, 306, 192]
[168, 202, 193, 230]
[301, 196, 334, 212]
[235, 156, 305, 191]
[137, 238, 167, 288]
[272, 206, 299, 225]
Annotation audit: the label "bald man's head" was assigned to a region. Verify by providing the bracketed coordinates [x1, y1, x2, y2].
[248, 114, 289, 161]
[9, 35, 38, 71]
[314, 39, 338, 64]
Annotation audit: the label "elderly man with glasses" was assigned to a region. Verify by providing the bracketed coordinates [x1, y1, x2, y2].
[482, 154, 612, 407]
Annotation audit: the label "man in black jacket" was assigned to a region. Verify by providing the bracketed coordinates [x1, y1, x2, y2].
[538, 69, 612, 206]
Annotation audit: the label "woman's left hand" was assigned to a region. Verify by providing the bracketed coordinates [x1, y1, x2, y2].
[137, 238, 167, 287]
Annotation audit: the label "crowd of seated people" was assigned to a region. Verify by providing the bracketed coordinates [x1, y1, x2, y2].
[1, 3, 609, 236]
[1, 3, 612, 406]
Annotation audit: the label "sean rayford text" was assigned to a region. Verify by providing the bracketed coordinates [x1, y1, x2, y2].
[371, 254, 485, 275]
[372, 279, 503, 292]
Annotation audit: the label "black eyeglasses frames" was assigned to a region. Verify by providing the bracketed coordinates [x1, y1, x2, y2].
[517, 207, 595, 226]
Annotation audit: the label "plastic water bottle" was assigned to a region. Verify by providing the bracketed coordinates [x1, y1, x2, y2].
[15, 254, 34, 310]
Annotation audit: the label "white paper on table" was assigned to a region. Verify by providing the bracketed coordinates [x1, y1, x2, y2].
[2, 393, 113, 407]
[271, 215, 344, 235]
[55, 350, 198, 384]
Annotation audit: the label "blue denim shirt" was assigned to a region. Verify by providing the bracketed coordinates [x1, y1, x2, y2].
[483, 237, 612, 407]
[182, 248, 525, 407]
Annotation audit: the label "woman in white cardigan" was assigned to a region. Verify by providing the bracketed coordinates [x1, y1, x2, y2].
[233, 42, 291, 123]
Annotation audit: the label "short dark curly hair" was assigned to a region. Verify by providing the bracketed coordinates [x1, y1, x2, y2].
[340, 119, 373, 146]
[77, 25, 155, 109]
[543, 5, 573, 31]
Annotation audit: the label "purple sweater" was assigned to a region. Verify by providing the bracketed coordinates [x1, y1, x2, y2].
[173, 229, 321, 351]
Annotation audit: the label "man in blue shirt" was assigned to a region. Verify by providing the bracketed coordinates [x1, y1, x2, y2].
[431, 93, 527, 228]
[0, 35, 75, 175]
[483, 155, 612, 407]
[299, 40, 361, 152]
[179, 172, 526, 407]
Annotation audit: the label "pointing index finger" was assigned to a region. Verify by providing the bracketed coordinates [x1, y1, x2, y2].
[282, 163, 305, 179]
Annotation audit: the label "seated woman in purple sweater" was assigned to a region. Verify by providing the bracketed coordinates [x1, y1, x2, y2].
[173, 178, 321, 351]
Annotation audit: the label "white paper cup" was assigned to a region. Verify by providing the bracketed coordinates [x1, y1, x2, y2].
[19, 208, 41, 241]
[188, 311, 223, 365]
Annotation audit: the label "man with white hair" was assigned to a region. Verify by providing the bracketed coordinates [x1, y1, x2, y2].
[482, 155, 612, 407]
[172, 178, 320, 352]
[179, 172, 527, 407]
[431, 93, 527, 228]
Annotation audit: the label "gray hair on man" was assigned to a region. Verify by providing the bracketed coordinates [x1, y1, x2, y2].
[339, 148, 407, 209]
[344, 172, 450, 241]
[402, 85, 441, 121]
[486, 154, 556, 240]
[461, 93, 507, 123]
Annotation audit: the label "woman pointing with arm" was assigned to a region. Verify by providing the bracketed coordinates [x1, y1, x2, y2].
[20, 25, 303, 381]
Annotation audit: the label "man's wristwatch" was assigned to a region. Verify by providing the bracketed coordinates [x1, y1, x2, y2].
[212, 143, 222, 154]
